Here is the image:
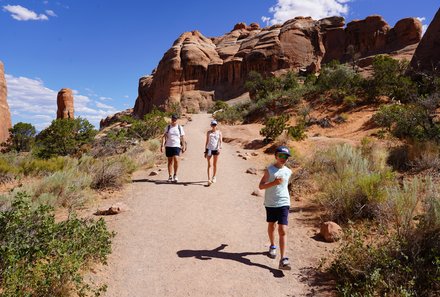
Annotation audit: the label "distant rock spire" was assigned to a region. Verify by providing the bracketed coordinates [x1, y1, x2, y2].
[56, 88, 74, 119]
[0, 61, 12, 144]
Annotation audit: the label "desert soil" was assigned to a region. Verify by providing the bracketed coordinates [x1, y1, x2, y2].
[90, 113, 337, 297]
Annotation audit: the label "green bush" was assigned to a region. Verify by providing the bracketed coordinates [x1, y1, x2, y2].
[287, 124, 307, 141]
[0, 192, 113, 296]
[35, 118, 97, 159]
[128, 108, 167, 140]
[2, 122, 36, 152]
[214, 105, 244, 124]
[32, 169, 92, 209]
[208, 100, 230, 113]
[19, 156, 71, 176]
[309, 144, 394, 222]
[315, 61, 363, 94]
[329, 178, 440, 296]
[0, 157, 18, 184]
[260, 115, 289, 142]
[367, 55, 416, 102]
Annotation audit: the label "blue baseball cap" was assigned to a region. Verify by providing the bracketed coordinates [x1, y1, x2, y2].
[171, 114, 178, 120]
[211, 120, 218, 125]
[275, 146, 291, 156]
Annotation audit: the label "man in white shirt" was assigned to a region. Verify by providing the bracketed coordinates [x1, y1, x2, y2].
[161, 114, 186, 182]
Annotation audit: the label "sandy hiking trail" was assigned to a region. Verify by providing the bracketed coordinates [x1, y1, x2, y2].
[91, 113, 335, 297]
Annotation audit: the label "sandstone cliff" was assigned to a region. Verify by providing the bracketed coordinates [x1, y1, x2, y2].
[56, 88, 74, 119]
[0, 61, 12, 144]
[411, 8, 440, 72]
[133, 15, 422, 118]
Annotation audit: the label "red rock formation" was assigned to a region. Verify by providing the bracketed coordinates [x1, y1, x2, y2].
[133, 15, 422, 118]
[0, 61, 12, 144]
[56, 88, 74, 119]
[411, 8, 440, 72]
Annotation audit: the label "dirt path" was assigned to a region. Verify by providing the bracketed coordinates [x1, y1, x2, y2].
[92, 113, 335, 297]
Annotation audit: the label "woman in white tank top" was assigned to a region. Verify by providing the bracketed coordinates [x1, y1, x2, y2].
[204, 120, 222, 186]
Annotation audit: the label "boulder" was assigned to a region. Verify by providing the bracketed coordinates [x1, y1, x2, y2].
[0, 61, 12, 144]
[56, 88, 74, 119]
[411, 8, 440, 72]
[320, 221, 343, 242]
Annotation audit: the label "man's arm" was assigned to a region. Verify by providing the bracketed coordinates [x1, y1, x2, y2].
[160, 133, 167, 153]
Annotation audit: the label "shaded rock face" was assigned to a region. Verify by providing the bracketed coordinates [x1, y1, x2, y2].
[134, 16, 422, 118]
[411, 8, 440, 72]
[56, 88, 74, 119]
[0, 61, 12, 144]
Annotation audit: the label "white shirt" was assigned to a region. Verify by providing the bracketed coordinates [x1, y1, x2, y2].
[164, 124, 185, 148]
[207, 130, 221, 150]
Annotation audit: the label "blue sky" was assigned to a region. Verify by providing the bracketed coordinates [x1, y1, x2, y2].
[0, 0, 438, 130]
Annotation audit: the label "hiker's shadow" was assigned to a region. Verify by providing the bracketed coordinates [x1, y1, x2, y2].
[132, 178, 207, 187]
[177, 244, 285, 278]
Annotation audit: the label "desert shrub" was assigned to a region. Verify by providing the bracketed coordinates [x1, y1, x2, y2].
[245, 71, 281, 100]
[330, 177, 440, 296]
[260, 115, 289, 142]
[168, 102, 182, 118]
[287, 124, 307, 141]
[90, 156, 135, 190]
[19, 156, 71, 176]
[32, 168, 92, 209]
[0, 157, 18, 184]
[0, 192, 113, 296]
[315, 61, 363, 94]
[35, 118, 97, 159]
[128, 108, 167, 140]
[214, 105, 244, 124]
[309, 144, 394, 222]
[146, 139, 161, 152]
[2, 122, 36, 152]
[366, 55, 416, 102]
[208, 100, 229, 113]
[373, 103, 440, 142]
[343, 95, 361, 108]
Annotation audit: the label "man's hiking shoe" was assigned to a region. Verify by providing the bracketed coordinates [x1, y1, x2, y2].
[212, 176, 216, 183]
[268, 245, 277, 259]
[279, 257, 292, 270]
[167, 176, 173, 183]
[173, 175, 178, 183]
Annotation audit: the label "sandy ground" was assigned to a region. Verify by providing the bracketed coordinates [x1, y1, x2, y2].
[90, 113, 337, 297]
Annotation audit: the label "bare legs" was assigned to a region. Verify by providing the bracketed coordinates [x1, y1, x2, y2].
[267, 222, 287, 259]
[206, 155, 219, 181]
[167, 156, 179, 177]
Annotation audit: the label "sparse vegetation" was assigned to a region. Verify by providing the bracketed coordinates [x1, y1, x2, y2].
[0, 192, 113, 296]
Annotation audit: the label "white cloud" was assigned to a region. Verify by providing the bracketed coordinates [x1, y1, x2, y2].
[5, 74, 120, 129]
[262, 0, 352, 25]
[45, 9, 57, 17]
[99, 96, 113, 101]
[3, 5, 50, 21]
[417, 17, 428, 35]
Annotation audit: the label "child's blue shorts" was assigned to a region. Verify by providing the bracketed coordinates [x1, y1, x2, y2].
[265, 206, 289, 225]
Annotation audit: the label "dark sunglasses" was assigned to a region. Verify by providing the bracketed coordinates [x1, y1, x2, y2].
[277, 154, 289, 159]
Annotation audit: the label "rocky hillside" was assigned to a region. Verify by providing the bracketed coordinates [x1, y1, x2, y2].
[133, 15, 422, 118]
[0, 61, 12, 144]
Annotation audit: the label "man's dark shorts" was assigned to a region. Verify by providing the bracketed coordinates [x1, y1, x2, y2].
[165, 147, 181, 157]
[265, 206, 290, 225]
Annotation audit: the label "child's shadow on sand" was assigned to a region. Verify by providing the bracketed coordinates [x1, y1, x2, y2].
[177, 244, 285, 278]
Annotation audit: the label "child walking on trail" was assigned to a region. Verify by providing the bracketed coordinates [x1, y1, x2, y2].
[204, 120, 222, 186]
[258, 146, 293, 270]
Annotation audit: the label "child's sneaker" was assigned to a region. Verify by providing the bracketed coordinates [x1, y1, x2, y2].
[173, 175, 178, 183]
[279, 257, 292, 270]
[212, 176, 216, 183]
[207, 180, 212, 186]
[167, 176, 173, 183]
[268, 245, 277, 259]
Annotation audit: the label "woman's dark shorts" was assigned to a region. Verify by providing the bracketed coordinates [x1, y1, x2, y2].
[165, 147, 181, 157]
[204, 149, 219, 156]
[265, 206, 290, 225]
